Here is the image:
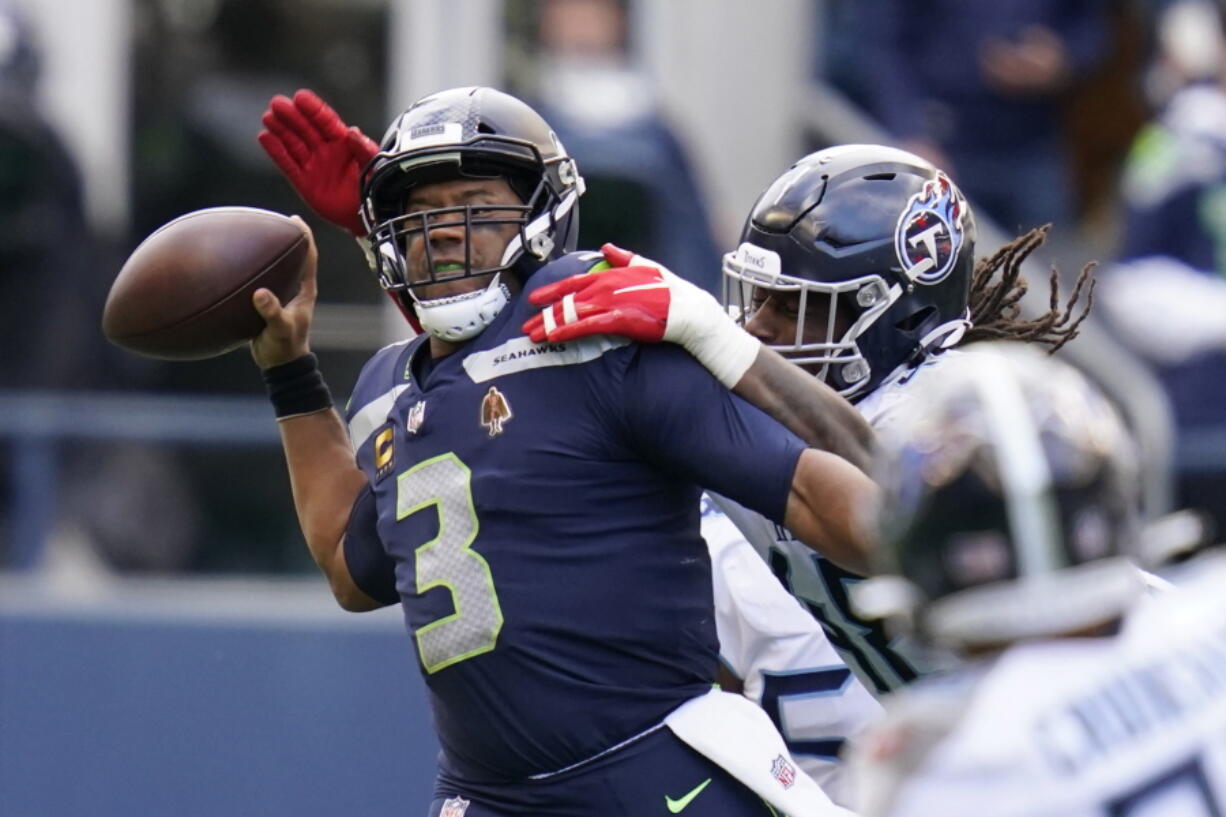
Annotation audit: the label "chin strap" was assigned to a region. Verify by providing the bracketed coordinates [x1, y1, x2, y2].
[860, 310, 974, 398]
[356, 235, 426, 334]
[388, 292, 424, 334]
[358, 234, 510, 340]
[413, 274, 511, 343]
[919, 311, 973, 356]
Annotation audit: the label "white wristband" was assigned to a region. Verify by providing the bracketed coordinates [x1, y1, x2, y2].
[691, 320, 761, 388]
[662, 272, 761, 388]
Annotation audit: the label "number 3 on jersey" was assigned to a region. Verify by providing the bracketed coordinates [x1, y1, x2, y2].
[397, 453, 503, 673]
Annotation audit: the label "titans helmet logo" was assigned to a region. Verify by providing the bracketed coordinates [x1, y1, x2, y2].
[894, 172, 967, 285]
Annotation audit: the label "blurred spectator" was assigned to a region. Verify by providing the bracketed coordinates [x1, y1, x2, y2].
[0, 2, 96, 390]
[1141, 0, 1226, 107]
[855, 0, 1113, 235]
[516, 0, 723, 293]
[1110, 0, 1226, 409]
[117, 0, 389, 575]
[1100, 0, 1226, 534]
[1120, 0, 1226, 271]
[0, 1, 202, 574]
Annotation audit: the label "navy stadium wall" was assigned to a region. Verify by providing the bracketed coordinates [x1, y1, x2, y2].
[0, 577, 439, 816]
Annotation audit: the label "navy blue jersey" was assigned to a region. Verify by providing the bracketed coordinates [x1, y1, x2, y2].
[430, 726, 776, 817]
[342, 252, 805, 783]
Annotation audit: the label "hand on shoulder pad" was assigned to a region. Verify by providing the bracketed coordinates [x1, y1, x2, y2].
[522, 243, 759, 387]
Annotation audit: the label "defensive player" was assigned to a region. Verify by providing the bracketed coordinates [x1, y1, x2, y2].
[524, 145, 1094, 801]
[252, 86, 869, 817]
[844, 342, 1226, 817]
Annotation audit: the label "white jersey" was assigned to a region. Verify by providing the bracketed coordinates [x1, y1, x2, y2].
[1153, 550, 1226, 593]
[708, 355, 959, 697]
[701, 357, 959, 803]
[845, 573, 1226, 817]
[704, 496, 882, 806]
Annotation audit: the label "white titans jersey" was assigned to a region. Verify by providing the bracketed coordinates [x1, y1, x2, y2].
[1155, 550, 1226, 592]
[846, 574, 1226, 817]
[704, 495, 883, 807]
[708, 355, 959, 697]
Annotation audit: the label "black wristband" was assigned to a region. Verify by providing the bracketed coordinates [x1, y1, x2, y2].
[262, 353, 333, 419]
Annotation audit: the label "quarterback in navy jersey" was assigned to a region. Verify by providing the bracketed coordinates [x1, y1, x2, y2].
[253, 86, 871, 817]
[342, 252, 808, 783]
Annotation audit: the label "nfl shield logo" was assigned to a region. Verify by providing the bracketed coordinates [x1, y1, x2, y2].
[770, 755, 796, 790]
[439, 795, 470, 817]
[406, 400, 426, 435]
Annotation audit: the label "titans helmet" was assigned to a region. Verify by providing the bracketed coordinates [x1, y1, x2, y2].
[723, 144, 976, 400]
[359, 86, 585, 341]
[853, 343, 1144, 652]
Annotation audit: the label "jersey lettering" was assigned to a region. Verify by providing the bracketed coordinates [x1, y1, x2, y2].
[768, 546, 917, 694]
[760, 666, 854, 760]
[1110, 756, 1223, 817]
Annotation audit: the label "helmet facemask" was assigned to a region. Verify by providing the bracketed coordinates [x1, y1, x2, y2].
[723, 146, 977, 399]
[358, 87, 585, 341]
[364, 142, 576, 287]
[723, 243, 899, 398]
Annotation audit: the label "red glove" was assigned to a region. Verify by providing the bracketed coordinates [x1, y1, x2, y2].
[522, 248, 670, 344]
[523, 244, 760, 387]
[258, 89, 379, 237]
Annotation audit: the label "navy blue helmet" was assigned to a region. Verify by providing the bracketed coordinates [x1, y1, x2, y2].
[723, 144, 976, 400]
[855, 343, 1143, 651]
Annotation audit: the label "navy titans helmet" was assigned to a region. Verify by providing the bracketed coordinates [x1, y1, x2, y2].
[853, 342, 1144, 652]
[723, 144, 976, 401]
[359, 87, 585, 339]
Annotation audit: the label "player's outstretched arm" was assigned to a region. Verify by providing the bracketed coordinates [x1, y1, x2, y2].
[250, 220, 381, 612]
[257, 89, 379, 238]
[523, 244, 874, 468]
[735, 346, 874, 472]
[785, 449, 879, 576]
[273, 407, 377, 611]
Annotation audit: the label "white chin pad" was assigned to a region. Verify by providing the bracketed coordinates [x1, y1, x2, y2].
[414, 275, 511, 343]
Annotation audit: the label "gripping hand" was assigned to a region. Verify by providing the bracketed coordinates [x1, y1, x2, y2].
[258, 89, 379, 237]
[523, 244, 760, 387]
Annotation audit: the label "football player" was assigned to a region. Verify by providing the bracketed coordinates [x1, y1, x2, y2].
[844, 342, 1226, 817]
[523, 145, 1094, 802]
[259, 96, 1095, 804]
[252, 87, 871, 817]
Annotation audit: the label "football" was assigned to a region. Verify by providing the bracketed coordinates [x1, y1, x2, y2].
[102, 206, 310, 360]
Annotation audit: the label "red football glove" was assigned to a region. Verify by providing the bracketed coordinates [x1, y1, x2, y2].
[523, 244, 760, 387]
[523, 259, 670, 344]
[258, 89, 379, 237]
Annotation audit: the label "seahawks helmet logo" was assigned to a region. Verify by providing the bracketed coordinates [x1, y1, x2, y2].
[894, 172, 967, 285]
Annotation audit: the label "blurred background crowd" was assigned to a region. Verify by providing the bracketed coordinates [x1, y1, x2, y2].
[4, 0, 1226, 579]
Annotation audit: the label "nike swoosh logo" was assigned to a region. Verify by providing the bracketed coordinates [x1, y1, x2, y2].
[665, 778, 712, 813]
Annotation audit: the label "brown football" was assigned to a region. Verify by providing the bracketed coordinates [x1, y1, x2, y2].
[102, 206, 310, 360]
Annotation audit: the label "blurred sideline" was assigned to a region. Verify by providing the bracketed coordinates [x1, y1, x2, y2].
[0, 573, 439, 816]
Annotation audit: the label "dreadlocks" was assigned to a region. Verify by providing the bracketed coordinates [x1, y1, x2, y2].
[963, 224, 1096, 353]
